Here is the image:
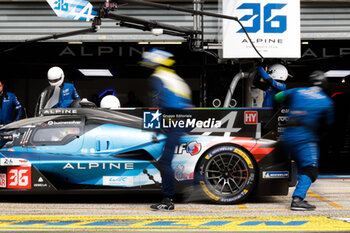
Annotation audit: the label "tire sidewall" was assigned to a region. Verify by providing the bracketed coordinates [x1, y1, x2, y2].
[197, 145, 257, 204]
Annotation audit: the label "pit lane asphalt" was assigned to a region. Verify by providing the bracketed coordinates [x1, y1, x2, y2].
[0, 178, 349, 232]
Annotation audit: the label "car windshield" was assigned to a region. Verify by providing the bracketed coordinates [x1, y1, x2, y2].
[32, 127, 80, 142]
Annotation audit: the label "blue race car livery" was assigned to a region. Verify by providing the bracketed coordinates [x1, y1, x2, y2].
[0, 107, 294, 204]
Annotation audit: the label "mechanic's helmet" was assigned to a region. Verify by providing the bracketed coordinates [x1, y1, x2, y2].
[140, 49, 175, 69]
[100, 95, 121, 109]
[267, 64, 288, 81]
[309, 70, 327, 88]
[47, 66, 64, 87]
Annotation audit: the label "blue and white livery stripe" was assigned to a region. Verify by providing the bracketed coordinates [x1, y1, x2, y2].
[46, 0, 98, 22]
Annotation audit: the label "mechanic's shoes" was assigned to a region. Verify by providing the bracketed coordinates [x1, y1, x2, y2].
[291, 197, 316, 211]
[150, 197, 175, 211]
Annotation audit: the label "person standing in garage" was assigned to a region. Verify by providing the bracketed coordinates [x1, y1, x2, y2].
[140, 49, 193, 211]
[0, 80, 23, 125]
[35, 66, 80, 115]
[274, 71, 334, 211]
[253, 64, 288, 108]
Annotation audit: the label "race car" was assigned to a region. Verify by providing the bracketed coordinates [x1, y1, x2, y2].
[0, 107, 294, 204]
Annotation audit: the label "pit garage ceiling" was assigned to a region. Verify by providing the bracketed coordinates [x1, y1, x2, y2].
[1, 0, 350, 42]
[0, 0, 197, 1]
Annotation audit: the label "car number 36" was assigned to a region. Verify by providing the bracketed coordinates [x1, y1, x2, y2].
[8, 167, 31, 189]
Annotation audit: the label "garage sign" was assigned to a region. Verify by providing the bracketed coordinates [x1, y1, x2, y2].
[222, 0, 300, 58]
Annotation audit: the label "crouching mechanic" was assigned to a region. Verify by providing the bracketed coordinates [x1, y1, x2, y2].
[140, 49, 193, 211]
[274, 71, 334, 211]
[36, 66, 80, 114]
[253, 64, 288, 107]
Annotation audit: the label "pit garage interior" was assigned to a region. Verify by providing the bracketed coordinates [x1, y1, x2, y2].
[0, 0, 349, 174]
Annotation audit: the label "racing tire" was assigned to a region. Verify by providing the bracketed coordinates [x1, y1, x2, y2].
[196, 145, 257, 204]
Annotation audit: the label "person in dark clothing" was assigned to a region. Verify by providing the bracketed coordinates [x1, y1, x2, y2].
[253, 64, 288, 107]
[124, 91, 144, 107]
[275, 71, 334, 211]
[140, 49, 193, 211]
[0, 80, 22, 125]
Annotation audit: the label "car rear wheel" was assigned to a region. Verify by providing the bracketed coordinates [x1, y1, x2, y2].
[196, 145, 257, 204]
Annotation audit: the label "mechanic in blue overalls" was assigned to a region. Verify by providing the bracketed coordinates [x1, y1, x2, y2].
[275, 71, 334, 211]
[140, 49, 193, 211]
[253, 64, 288, 107]
[36, 66, 80, 114]
[0, 80, 22, 125]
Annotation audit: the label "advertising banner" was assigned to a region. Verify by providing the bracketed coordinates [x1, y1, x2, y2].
[222, 0, 300, 58]
[138, 108, 275, 138]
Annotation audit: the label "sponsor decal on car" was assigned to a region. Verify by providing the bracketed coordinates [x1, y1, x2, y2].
[263, 171, 289, 179]
[175, 141, 201, 155]
[143, 110, 222, 129]
[41, 109, 78, 115]
[103, 176, 134, 186]
[163, 117, 221, 129]
[7, 167, 31, 189]
[62, 162, 134, 170]
[186, 141, 201, 155]
[278, 116, 289, 126]
[33, 177, 48, 188]
[0, 173, 6, 188]
[143, 110, 162, 129]
[47, 120, 82, 125]
[191, 111, 242, 136]
[0, 158, 31, 166]
[244, 111, 258, 124]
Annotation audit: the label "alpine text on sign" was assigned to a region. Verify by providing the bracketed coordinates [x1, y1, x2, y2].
[222, 0, 300, 58]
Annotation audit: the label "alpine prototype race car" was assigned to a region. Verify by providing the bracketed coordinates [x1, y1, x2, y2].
[0, 107, 295, 204]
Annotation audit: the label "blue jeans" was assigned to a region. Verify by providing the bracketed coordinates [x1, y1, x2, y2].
[158, 108, 189, 197]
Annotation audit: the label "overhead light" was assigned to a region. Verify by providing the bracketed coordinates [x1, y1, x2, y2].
[78, 69, 113, 77]
[68, 41, 83, 44]
[98, 35, 107, 40]
[325, 70, 350, 77]
[150, 41, 182, 44]
[137, 41, 182, 45]
[342, 78, 346, 83]
[301, 41, 309, 45]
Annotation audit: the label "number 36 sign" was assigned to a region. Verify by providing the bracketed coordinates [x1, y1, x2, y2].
[7, 167, 31, 189]
[222, 0, 300, 58]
